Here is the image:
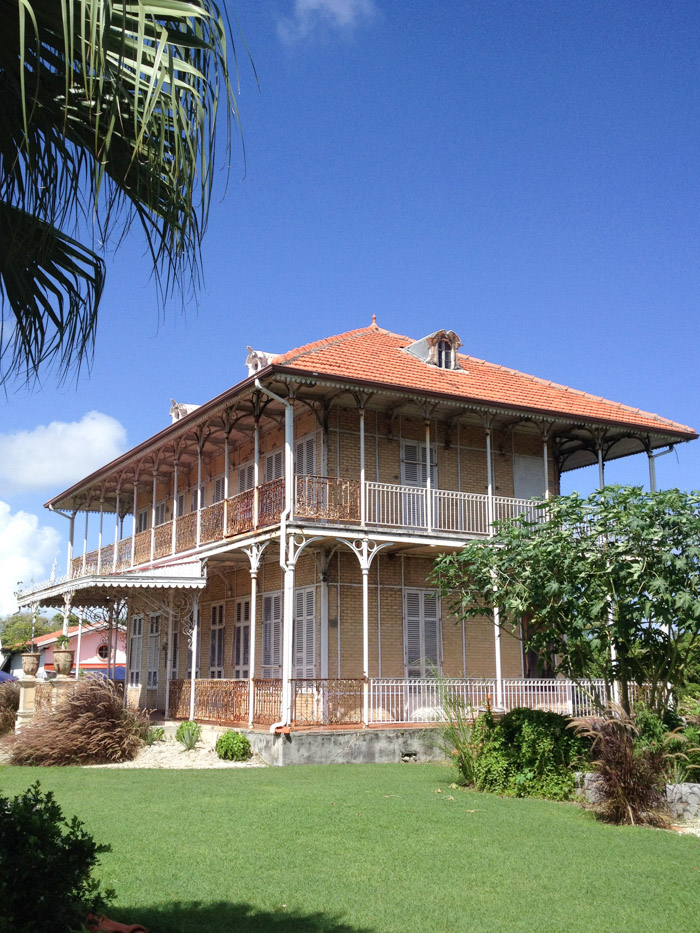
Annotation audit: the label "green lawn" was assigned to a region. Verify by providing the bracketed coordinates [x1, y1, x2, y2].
[1, 763, 699, 932]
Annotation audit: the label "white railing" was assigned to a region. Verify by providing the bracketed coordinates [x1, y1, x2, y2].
[493, 495, 547, 524]
[433, 489, 490, 534]
[501, 678, 608, 716]
[365, 482, 427, 529]
[369, 677, 496, 724]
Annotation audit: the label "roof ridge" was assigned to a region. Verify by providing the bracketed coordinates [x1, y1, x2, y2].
[274, 323, 412, 365]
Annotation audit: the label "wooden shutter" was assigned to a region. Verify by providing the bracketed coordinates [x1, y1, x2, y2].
[401, 443, 421, 487]
[404, 590, 422, 678]
[209, 604, 224, 675]
[213, 476, 226, 504]
[295, 435, 316, 476]
[265, 449, 284, 482]
[422, 591, 440, 672]
[238, 463, 255, 492]
[293, 587, 316, 679]
[234, 599, 250, 678]
[262, 592, 282, 677]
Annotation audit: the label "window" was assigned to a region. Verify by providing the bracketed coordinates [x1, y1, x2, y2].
[401, 442, 438, 488]
[154, 501, 167, 526]
[404, 589, 441, 678]
[97, 643, 109, 661]
[295, 435, 316, 476]
[234, 598, 250, 679]
[264, 448, 284, 483]
[129, 616, 143, 686]
[136, 509, 148, 534]
[293, 587, 315, 679]
[170, 629, 179, 679]
[436, 339, 453, 369]
[209, 604, 225, 677]
[147, 615, 160, 689]
[238, 461, 255, 493]
[176, 493, 185, 518]
[190, 485, 206, 512]
[262, 592, 282, 678]
[212, 476, 227, 504]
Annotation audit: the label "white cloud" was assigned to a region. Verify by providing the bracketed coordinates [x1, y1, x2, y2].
[0, 502, 61, 616]
[0, 411, 127, 492]
[277, 0, 376, 42]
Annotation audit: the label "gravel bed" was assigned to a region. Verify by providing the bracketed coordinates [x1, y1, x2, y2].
[84, 738, 266, 769]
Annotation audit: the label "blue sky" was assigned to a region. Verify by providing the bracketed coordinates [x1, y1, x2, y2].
[1, 0, 699, 612]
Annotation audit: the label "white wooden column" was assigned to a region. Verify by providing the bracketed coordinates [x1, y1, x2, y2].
[150, 471, 157, 561]
[360, 408, 366, 526]
[67, 512, 75, 577]
[248, 567, 258, 725]
[131, 481, 137, 567]
[82, 509, 89, 574]
[188, 594, 199, 721]
[281, 537, 296, 726]
[97, 500, 104, 573]
[362, 557, 370, 724]
[486, 425, 503, 709]
[648, 452, 657, 492]
[425, 420, 432, 533]
[164, 593, 174, 719]
[542, 435, 550, 499]
[223, 430, 230, 534]
[597, 445, 605, 489]
[196, 443, 203, 548]
[253, 419, 260, 527]
[112, 492, 120, 572]
[171, 461, 179, 555]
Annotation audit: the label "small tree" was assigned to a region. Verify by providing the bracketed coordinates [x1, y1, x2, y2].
[433, 486, 700, 715]
[0, 613, 53, 649]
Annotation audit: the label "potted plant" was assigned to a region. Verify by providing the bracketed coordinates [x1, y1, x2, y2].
[20, 641, 40, 677]
[53, 634, 75, 677]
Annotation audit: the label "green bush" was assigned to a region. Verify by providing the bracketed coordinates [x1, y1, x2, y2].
[0, 782, 114, 932]
[434, 688, 479, 786]
[145, 725, 165, 746]
[471, 708, 587, 800]
[176, 720, 202, 750]
[215, 730, 252, 762]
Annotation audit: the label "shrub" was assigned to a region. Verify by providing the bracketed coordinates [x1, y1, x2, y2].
[145, 725, 165, 746]
[215, 730, 252, 761]
[0, 682, 19, 735]
[0, 782, 114, 932]
[176, 720, 201, 750]
[570, 705, 672, 826]
[10, 676, 149, 766]
[471, 708, 587, 800]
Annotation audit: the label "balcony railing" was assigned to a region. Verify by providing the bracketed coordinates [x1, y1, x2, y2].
[68, 478, 548, 578]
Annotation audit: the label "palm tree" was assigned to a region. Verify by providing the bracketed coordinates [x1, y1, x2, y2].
[0, 0, 241, 384]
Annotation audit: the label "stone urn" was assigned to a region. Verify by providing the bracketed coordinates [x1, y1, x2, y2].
[21, 652, 40, 677]
[53, 649, 75, 677]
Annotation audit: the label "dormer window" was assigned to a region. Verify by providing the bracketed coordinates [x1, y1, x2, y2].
[404, 329, 463, 371]
[436, 339, 453, 369]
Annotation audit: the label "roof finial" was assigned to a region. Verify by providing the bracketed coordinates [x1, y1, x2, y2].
[371, 314, 377, 329]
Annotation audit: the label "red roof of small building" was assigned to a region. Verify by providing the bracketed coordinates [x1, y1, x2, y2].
[272, 324, 696, 435]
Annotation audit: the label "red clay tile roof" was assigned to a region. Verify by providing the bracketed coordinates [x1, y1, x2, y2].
[273, 324, 696, 436]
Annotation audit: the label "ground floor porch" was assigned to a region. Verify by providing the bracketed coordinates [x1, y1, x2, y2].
[134, 675, 613, 729]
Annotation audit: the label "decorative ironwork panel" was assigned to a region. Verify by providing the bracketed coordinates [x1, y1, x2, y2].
[98, 543, 114, 571]
[168, 679, 190, 719]
[253, 678, 282, 724]
[193, 679, 248, 723]
[258, 479, 284, 527]
[153, 522, 173, 559]
[116, 538, 132, 571]
[291, 678, 364, 725]
[294, 477, 361, 523]
[175, 512, 197, 552]
[226, 489, 254, 536]
[200, 502, 224, 544]
[133, 529, 151, 566]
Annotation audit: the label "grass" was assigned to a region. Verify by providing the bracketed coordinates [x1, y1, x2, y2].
[1, 763, 699, 932]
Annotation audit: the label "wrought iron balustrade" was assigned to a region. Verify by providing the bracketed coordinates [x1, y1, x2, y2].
[294, 476, 361, 523]
[291, 678, 364, 725]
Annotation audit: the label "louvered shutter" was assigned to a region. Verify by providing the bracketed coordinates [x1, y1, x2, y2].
[265, 449, 284, 482]
[304, 588, 315, 677]
[401, 443, 421, 487]
[233, 597, 250, 678]
[293, 589, 305, 676]
[262, 593, 282, 676]
[176, 494, 185, 518]
[405, 590, 422, 678]
[213, 477, 226, 503]
[422, 591, 440, 673]
[238, 463, 254, 492]
[295, 436, 315, 476]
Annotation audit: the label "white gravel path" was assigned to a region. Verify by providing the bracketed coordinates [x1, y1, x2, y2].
[84, 737, 266, 769]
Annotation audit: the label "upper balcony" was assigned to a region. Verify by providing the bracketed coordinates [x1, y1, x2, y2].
[69, 475, 545, 578]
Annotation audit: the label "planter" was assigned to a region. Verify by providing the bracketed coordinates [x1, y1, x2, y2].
[21, 652, 40, 677]
[53, 649, 75, 677]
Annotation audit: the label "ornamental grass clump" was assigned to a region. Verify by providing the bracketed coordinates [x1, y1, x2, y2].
[10, 676, 149, 766]
[176, 720, 202, 751]
[215, 730, 252, 761]
[0, 682, 19, 735]
[569, 705, 675, 826]
[434, 685, 479, 787]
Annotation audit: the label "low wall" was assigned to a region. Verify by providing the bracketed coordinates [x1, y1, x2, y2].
[161, 721, 445, 767]
[577, 773, 700, 821]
